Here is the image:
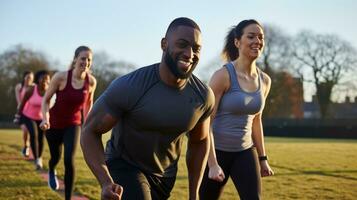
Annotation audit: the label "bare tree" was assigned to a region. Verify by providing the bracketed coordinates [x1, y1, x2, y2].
[258, 24, 304, 119]
[259, 24, 293, 73]
[293, 31, 357, 118]
[0, 45, 50, 80]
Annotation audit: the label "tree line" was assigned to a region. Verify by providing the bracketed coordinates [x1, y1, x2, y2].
[1, 24, 356, 120]
[198, 24, 357, 119]
[261, 24, 357, 119]
[0, 46, 136, 120]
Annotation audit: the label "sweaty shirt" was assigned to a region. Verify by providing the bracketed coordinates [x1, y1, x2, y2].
[101, 63, 214, 177]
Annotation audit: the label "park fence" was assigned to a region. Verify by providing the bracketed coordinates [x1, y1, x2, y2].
[264, 118, 357, 139]
[1, 114, 356, 139]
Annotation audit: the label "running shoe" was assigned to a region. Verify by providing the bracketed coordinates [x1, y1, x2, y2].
[35, 158, 43, 170]
[22, 147, 30, 157]
[48, 170, 59, 190]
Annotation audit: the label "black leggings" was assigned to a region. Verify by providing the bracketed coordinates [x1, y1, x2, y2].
[199, 147, 261, 200]
[22, 115, 44, 160]
[45, 125, 80, 200]
[107, 158, 176, 200]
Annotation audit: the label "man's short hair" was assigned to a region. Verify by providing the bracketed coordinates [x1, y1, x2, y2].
[165, 17, 201, 37]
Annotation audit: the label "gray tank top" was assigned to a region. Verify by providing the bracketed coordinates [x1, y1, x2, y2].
[212, 62, 265, 152]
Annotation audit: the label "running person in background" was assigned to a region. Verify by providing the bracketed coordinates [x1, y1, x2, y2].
[14, 71, 34, 157]
[15, 70, 50, 169]
[199, 19, 274, 200]
[40, 46, 96, 200]
[81, 17, 214, 200]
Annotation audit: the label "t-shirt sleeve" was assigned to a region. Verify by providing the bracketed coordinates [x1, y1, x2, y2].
[99, 76, 134, 119]
[197, 86, 215, 123]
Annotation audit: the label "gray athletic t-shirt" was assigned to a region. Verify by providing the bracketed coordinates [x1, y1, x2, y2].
[100, 63, 214, 177]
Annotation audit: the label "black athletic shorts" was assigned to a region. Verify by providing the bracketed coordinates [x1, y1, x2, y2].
[106, 158, 176, 200]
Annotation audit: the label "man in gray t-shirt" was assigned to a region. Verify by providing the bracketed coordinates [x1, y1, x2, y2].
[81, 17, 214, 200]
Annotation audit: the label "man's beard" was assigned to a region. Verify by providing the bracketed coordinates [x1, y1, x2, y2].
[164, 51, 197, 79]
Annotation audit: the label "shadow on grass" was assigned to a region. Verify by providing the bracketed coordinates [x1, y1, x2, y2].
[271, 164, 357, 181]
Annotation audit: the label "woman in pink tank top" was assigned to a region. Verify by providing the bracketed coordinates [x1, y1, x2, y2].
[40, 46, 97, 200]
[15, 70, 50, 170]
[14, 71, 34, 157]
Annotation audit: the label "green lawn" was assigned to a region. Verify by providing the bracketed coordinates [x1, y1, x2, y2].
[0, 129, 356, 200]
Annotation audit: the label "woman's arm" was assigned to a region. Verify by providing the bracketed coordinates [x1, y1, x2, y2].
[83, 75, 97, 120]
[251, 113, 267, 158]
[40, 72, 62, 130]
[14, 86, 34, 122]
[206, 67, 230, 182]
[251, 72, 274, 177]
[14, 83, 22, 106]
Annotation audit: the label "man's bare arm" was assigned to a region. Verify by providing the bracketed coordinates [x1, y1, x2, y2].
[81, 99, 118, 188]
[186, 117, 210, 200]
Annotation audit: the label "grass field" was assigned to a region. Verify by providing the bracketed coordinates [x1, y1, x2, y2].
[0, 129, 357, 200]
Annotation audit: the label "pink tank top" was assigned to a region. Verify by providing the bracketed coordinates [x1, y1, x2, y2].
[23, 85, 43, 121]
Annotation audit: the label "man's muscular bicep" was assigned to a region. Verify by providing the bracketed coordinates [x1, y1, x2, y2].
[83, 99, 118, 134]
[189, 117, 210, 142]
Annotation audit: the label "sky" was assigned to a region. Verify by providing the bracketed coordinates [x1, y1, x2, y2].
[1, 0, 357, 100]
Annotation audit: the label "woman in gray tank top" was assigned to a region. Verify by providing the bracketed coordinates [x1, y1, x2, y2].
[199, 19, 274, 200]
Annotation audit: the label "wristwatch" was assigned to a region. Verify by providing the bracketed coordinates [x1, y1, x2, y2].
[259, 155, 268, 161]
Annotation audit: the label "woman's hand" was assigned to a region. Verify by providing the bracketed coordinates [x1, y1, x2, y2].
[260, 160, 274, 177]
[13, 114, 21, 124]
[40, 120, 50, 131]
[208, 163, 225, 182]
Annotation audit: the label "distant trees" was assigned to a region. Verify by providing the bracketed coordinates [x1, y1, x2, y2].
[1, 26, 356, 120]
[0, 45, 50, 117]
[263, 71, 304, 118]
[293, 31, 357, 118]
[91, 51, 137, 99]
[0, 45, 137, 119]
[260, 24, 292, 73]
[259, 24, 303, 119]
[199, 24, 357, 119]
